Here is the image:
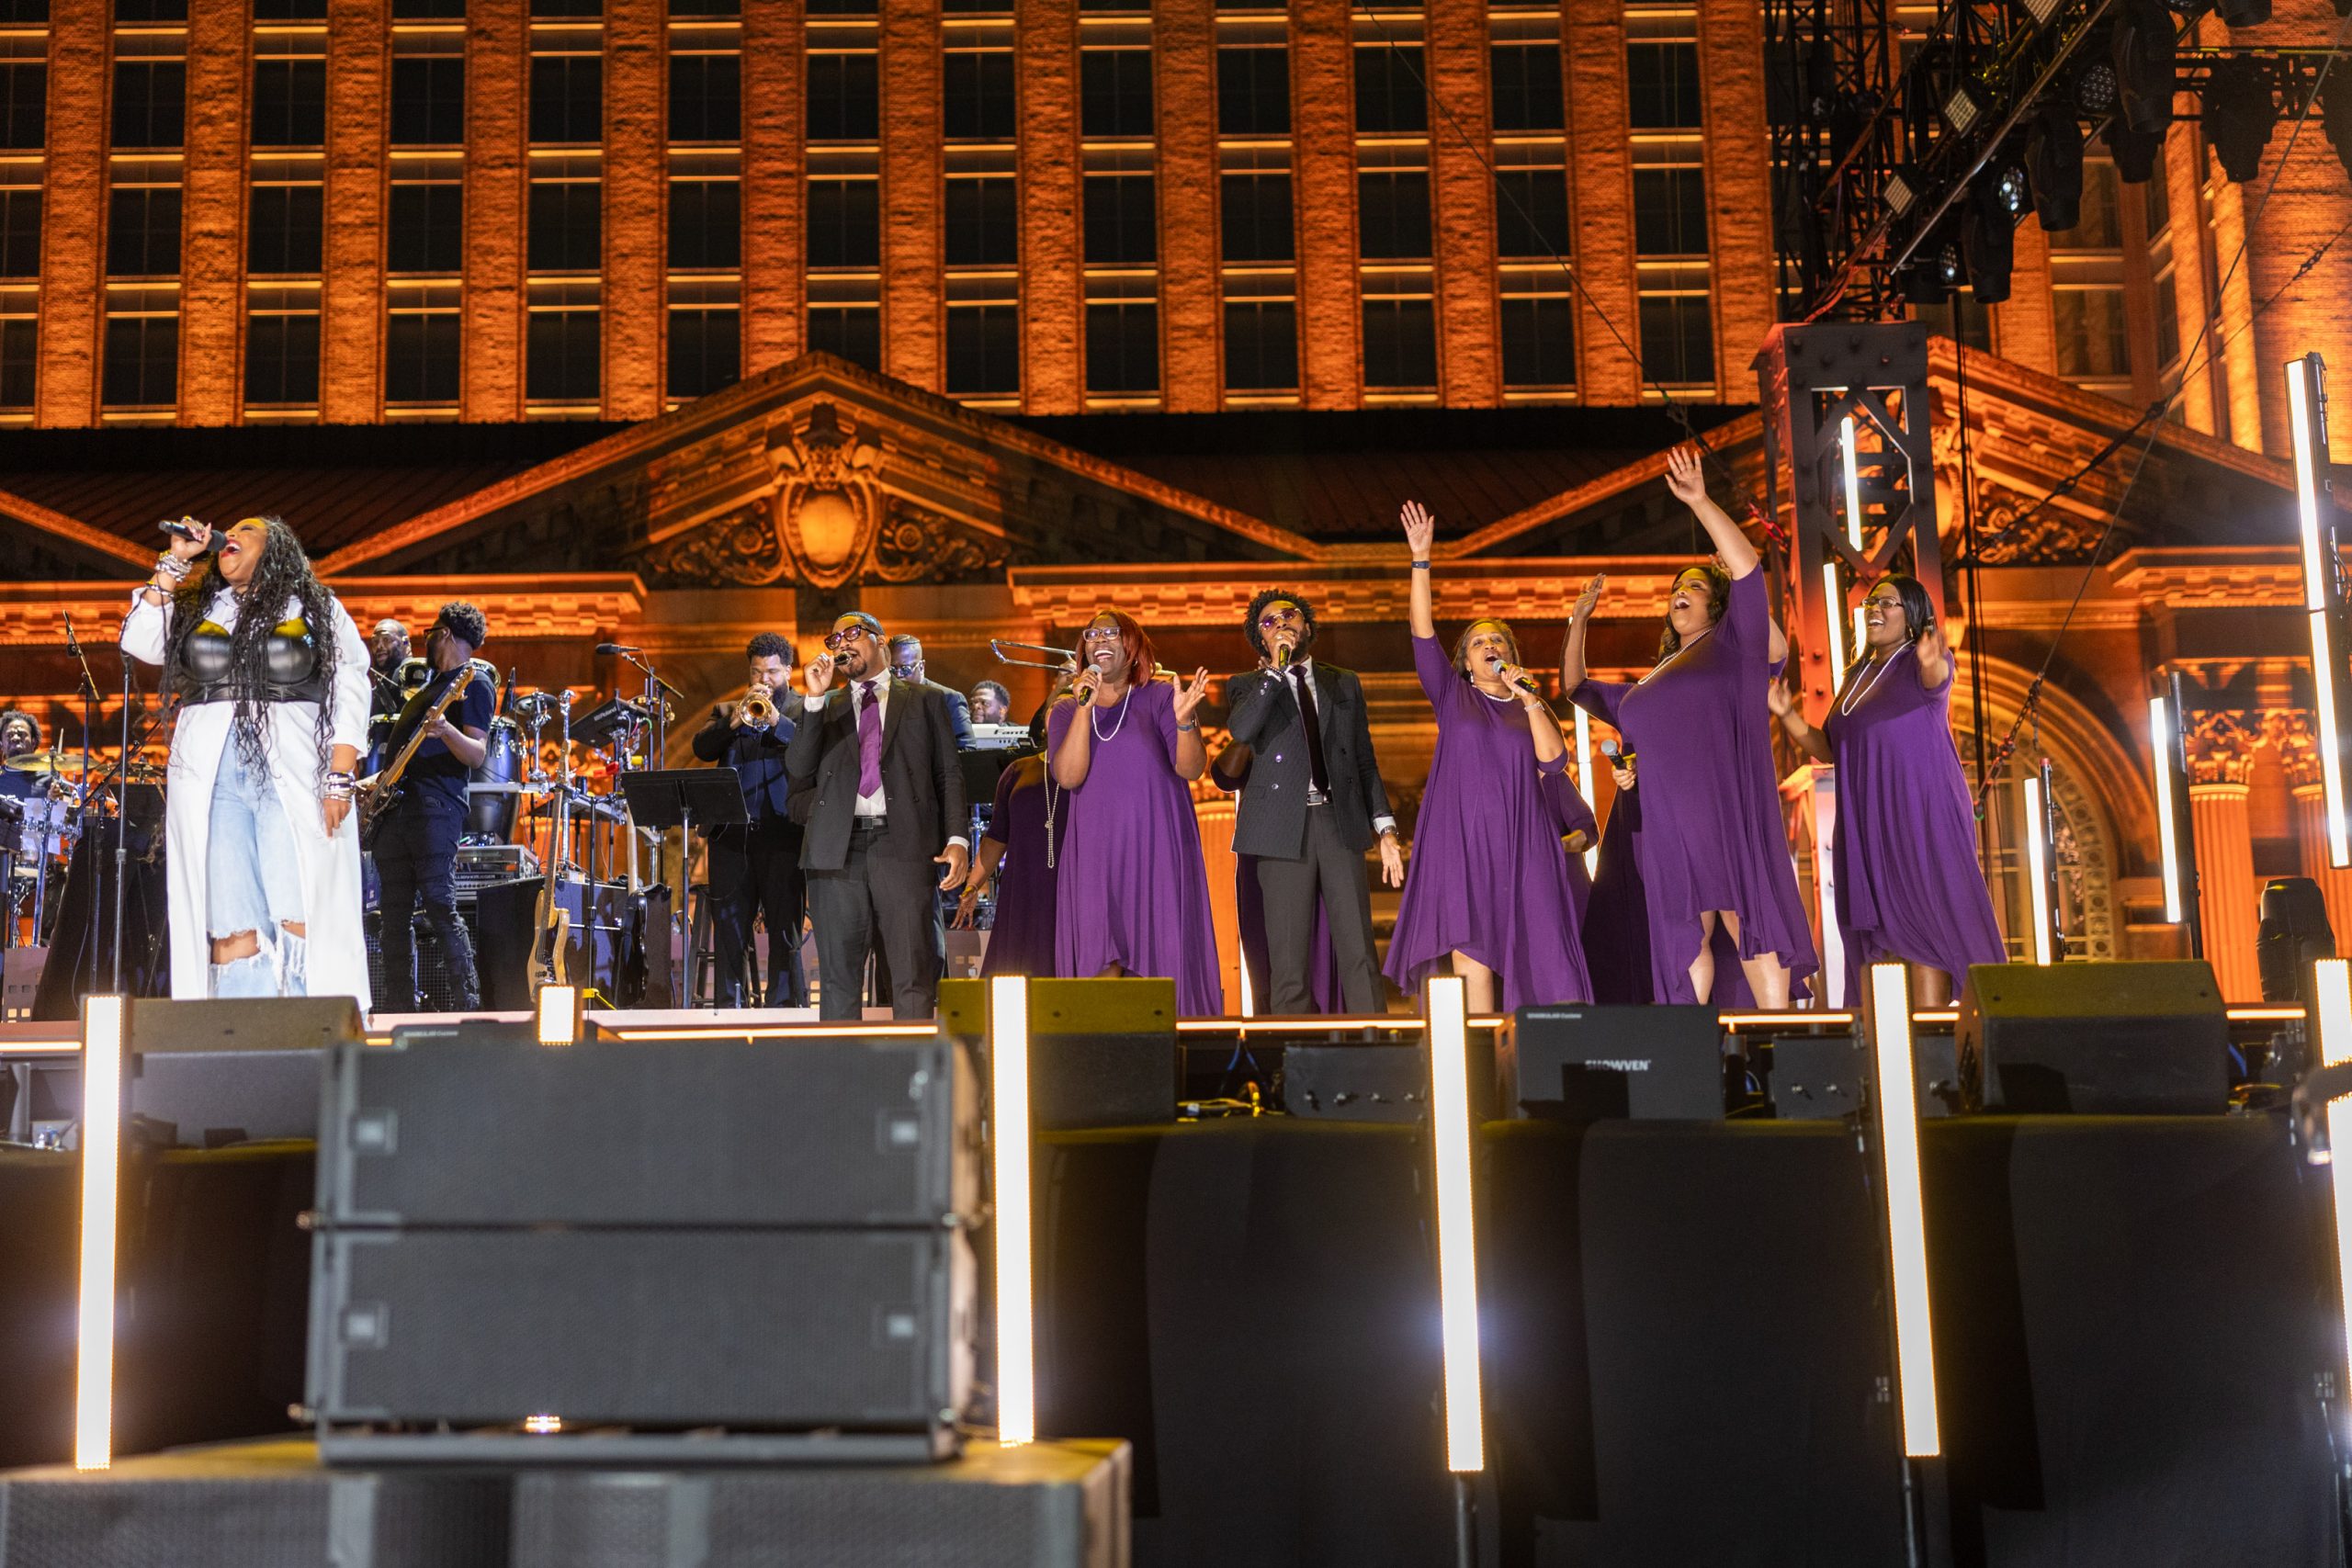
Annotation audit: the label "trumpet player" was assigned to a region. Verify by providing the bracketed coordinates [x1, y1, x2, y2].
[692, 632, 809, 1009]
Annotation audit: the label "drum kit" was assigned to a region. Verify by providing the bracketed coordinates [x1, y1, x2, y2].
[2, 747, 165, 954]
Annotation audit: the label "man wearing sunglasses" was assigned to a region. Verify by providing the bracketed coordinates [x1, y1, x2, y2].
[788, 611, 970, 1020]
[1224, 589, 1404, 1015]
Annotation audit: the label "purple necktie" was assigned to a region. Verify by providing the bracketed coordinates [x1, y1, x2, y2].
[856, 680, 883, 796]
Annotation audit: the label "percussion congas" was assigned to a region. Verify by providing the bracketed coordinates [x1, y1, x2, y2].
[464, 716, 523, 840]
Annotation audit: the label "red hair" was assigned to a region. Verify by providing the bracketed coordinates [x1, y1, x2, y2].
[1087, 608, 1159, 686]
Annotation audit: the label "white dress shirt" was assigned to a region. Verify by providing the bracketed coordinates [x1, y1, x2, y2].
[818, 669, 967, 847]
[1283, 656, 1395, 837]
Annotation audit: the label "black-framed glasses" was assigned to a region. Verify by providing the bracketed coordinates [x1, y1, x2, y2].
[824, 626, 874, 651]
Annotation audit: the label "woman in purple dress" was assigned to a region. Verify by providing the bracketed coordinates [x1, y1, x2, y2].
[1047, 609, 1224, 1014]
[955, 752, 1069, 979]
[1562, 446, 1817, 1007]
[1768, 574, 2007, 1003]
[1384, 501, 1590, 1012]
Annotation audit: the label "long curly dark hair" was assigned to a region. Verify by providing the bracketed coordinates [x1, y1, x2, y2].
[164, 515, 342, 784]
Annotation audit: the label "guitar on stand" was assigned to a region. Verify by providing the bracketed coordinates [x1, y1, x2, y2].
[526, 689, 574, 1001]
[358, 665, 480, 852]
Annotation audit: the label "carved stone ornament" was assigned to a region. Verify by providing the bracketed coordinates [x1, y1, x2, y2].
[764, 401, 887, 592]
[1967, 482, 2114, 566]
[2184, 709, 2261, 787]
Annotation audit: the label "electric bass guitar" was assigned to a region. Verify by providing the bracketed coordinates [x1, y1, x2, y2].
[357, 665, 479, 852]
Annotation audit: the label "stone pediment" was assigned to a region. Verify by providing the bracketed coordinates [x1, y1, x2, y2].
[316, 354, 1323, 585]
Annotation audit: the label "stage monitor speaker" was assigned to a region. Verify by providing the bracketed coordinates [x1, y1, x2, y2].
[1504, 1005, 1724, 1121]
[1281, 1040, 1500, 1123]
[320, 1033, 978, 1228]
[1764, 1032, 1960, 1121]
[127, 996, 363, 1146]
[309, 1227, 975, 1434]
[941, 976, 1178, 1131]
[1956, 960, 2230, 1114]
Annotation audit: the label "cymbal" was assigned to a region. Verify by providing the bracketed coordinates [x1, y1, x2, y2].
[2, 752, 52, 773]
[3, 752, 164, 782]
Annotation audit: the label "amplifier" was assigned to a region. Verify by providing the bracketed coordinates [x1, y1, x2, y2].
[310, 1227, 975, 1433]
[1764, 1032, 1961, 1122]
[1283, 1043, 1427, 1122]
[1504, 1005, 1725, 1121]
[454, 843, 539, 892]
[364, 904, 480, 1013]
[319, 1034, 978, 1228]
[1957, 960, 2230, 1114]
[941, 976, 1178, 1131]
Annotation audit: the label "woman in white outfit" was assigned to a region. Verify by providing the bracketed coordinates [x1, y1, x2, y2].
[120, 515, 372, 1006]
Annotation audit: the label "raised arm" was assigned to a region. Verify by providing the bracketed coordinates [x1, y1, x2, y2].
[1560, 573, 1605, 694]
[1914, 624, 1951, 691]
[1766, 678, 1832, 764]
[1402, 501, 1437, 640]
[1169, 670, 1212, 782]
[1664, 446, 1759, 581]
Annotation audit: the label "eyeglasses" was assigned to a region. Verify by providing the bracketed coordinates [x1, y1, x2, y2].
[823, 626, 874, 651]
[1080, 626, 1122, 644]
[1257, 611, 1301, 631]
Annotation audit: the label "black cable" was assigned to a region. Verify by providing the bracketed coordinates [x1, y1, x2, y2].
[1971, 7, 2352, 811]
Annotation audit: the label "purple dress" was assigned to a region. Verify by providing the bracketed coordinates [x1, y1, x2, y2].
[1385, 635, 1590, 1010]
[1822, 644, 2009, 997]
[1574, 570, 1819, 1004]
[1540, 769, 1596, 923]
[980, 755, 1067, 980]
[1048, 682, 1225, 1014]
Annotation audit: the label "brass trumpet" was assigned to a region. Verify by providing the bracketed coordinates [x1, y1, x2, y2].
[989, 638, 1181, 682]
[741, 683, 780, 727]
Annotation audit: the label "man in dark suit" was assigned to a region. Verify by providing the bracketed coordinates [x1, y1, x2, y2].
[1224, 589, 1404, 1014]
[887, 634, 976, 750]
[692, 631, 809, 1009]
[789, 612, 970, 1020]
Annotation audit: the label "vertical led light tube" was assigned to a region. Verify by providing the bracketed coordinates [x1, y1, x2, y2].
[1425, 975, 1484, 1472]
[1574, 707, 1599, 875]
[1823, 561, 1849, 675]
[76, 995, 126, 1471]
[1866, 963, 1939, 1458]
[2312, 960, 2352, 1392]
[1842, 416, 1869, 655]
[2150, 694, 2184, 924]
[1812, 777, 1844, 1008]
[989, 975, 1035, 1446]
[2022, 773, 2053, 964]
[2289, 357, 2349, 869]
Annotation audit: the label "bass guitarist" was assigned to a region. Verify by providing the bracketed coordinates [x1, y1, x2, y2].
[368, 602, 493, 1013]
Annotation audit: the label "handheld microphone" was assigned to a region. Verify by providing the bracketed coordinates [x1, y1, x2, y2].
[1488, 652, 1543, 699]
[157, 517, 211, 547]
[1600, 739, 1635, 767]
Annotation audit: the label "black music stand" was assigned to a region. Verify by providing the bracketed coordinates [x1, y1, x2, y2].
[619, 769, 746, 1010]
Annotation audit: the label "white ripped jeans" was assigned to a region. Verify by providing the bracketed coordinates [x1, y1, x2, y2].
[206, 740, 310, 997]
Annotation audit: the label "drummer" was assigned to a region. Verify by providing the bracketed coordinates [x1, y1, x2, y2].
[0, 709, 42, 802]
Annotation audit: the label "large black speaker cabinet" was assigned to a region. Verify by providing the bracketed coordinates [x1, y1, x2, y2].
[941, 976, 1178, 1131]
[1503, 1004, 1724, 1120]
[127, 996, 363, 1146]
[1956, 961, 2230, 1114]
[474, 875, 673, 1010]
[319, 1034, 977, 1227]
[311, 1227, 975, 1433]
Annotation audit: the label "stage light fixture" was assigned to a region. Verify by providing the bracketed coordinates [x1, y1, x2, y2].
[2112, 0, 2177, 137]
[1884, 171, 1917, 216]
[1963, 191, 2014, 305]
[1865, 963, 1939, 1458]
[2151, 694, 2186, 923]
[2023, 766, 2056, 964]
[1425, 974, 1485, 1473]
[535, 983, 583, 1046]
[1574, 706, 1599, 876]
[1937, 240, 1965, 290]
[2203, 59, 2277, 183]
[2028, 100, 2085, 231]
[75, 995, 125, 1472]
[2310, 959, 2352, 1386]
[2104, 122, 2163, 184]
[1993, 160, 2031, 219]
[2289, 354, 2350, 870]
[2075, 58, 2119, 118]
[989, 976, 1036, 1446]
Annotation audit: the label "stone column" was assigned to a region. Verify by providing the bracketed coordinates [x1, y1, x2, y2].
[1696, 0, 1770, 399]
[741, 0, 805, 375]
[603, 0, 663, 420]
[879, 0, 942, 389]
[1560, 0, 1634, 401]
[37, 0, 107, 425]
[1291, 0, 1360, 409]
[463, 0, 526, 422]
[1157, 0, 1219, 411]
[1427, 0, 1498, 406]
[180, 1, 249, 425]
[1015, 0, 1079, 411]
[322, 0, 389, 422]
[2187, 712, 2260, 999]
[2273, 710, 2352, 946]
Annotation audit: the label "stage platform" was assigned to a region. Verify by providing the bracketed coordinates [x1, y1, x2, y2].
[0, 1437, 1131, 1568]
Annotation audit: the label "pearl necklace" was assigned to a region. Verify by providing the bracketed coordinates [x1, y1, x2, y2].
[1089, 685, 1134, 743]
[1838, 645, 1905, 716]
[1636, 626, 1713, 687]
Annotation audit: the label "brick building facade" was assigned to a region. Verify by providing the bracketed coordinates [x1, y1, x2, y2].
[0, 0, 2342, 449]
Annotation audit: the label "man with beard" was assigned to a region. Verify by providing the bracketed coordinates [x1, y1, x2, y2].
[1223, 589, 1404, 1014]
[789, 612, 969, 1020]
